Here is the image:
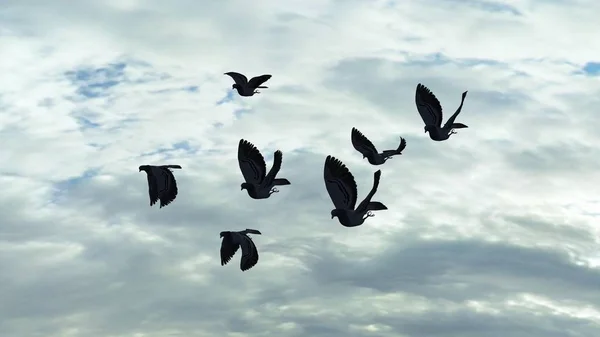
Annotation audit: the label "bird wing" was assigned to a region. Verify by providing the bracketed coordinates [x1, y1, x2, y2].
[145, 170, 159, 206]
[415, 83, 443, 127]
[247, 74, 272, 89]
[351, 127, 378, 157]
[355, 170, 382, 213]
[224, 72, 248, 86]
[238, 139, 267, 184]
[157, 167, 179, 208]
[237, 233, 259, 271]
[442, 91, 468, 129]
[323, 155, 358, 210]
[262, 150, 283, 188]
[220, 233, 240, 266]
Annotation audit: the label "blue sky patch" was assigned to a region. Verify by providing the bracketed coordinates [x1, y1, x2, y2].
[582, 62, 600, 75]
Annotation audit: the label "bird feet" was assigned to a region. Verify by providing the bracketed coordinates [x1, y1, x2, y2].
[450, 130, 457, 135]
[254, 90, 261, 94]
[269, 187, 279, 195]
[363, 211, 375, 220]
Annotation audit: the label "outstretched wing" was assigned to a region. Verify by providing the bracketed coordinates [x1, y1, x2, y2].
[238, 139, 267, 184]
[145, 171, 159, 206]
[323, 155, 358, 210]
[224, 72, 248, 85]
[157, 167, 179, 208]
[220, 233, 240, 266]
[262, 150, 283, 187]
[415, 83, 443, 127]
[355, 170, 382, 213]
[351, 127, 378, 157]
[247, 74, 272, 89]
[238, 233, 259, 271]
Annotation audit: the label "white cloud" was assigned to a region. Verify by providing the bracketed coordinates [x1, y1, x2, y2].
[1, 0, 600, 336]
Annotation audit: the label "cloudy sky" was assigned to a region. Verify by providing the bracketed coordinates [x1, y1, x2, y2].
[1, 0, 600, 336]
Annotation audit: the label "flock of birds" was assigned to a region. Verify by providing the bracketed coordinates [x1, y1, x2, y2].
[138, 72, 469, 271]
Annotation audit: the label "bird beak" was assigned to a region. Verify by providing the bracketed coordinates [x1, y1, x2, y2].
[331, 215, 334, 219]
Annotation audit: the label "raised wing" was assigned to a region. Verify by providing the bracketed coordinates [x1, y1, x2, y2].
[351, 127, 378, 157]
[238, 233, 259, 271]
[238, 139, 267, 184]
[443, 91, 468, 129]
[157, 167, 179, 208]
[355, 170, 382, 213]
[415, 83, 443, 127]
[247, 74, 272, 89]
[323, 155, 358, 210]
[224, 72, 248, 86]
[220, 233, 240, 266]
[262, 150, 283, 187]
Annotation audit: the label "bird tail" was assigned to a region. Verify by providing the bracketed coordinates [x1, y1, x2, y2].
[382, 137, 407, 158]
[451, 123, 468, 129]
[245, 229, 262, 235]
[162, 165, 182, 169]
[258, 86, 268, 88]
[367, 202, 387, 211]
[273, 178, 291, 185]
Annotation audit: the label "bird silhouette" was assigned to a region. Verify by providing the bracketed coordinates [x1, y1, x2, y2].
[238, 139, 290, 199]
[138, 165, 182, 208]
[224, 72, 271, 96]
[323, 155, 387, 227]
[220, 229, 262, 271]
[351, 127, 406, 165]
[415, 83, 468, 141]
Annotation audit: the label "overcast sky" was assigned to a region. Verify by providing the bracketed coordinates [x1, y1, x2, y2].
[1, 0, 600, 336]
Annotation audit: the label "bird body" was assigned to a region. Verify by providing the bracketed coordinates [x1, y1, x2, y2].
[323, 155, 387, 227]
[220, 229, 262, 271]
[238, 139, 290, 199]
[138, 164, 182, 208]
[415, 83, 468, 141]
[351, 127, 406, 165]
[224, 72, 272, 96]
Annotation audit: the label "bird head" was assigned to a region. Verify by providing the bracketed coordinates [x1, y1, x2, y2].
[219, 231, 226, 238]
[139, 165, 149, 172]
[424, 125, 435, 133]
[240, 183, 251, 191]
[330, 209, 341, 219]
[232, 84, 239, 90]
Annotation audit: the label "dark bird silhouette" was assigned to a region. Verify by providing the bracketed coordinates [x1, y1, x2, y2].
[138, 165, 182, 208]
[238, 139, 290, 199]
[224, 72, 271, 96]
[415, 83, 468, 141]
[220, 229, 262, 271]
[351, 127, 406, 165]
[323, 155, 387, 227]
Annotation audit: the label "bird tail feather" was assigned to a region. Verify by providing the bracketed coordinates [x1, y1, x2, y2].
[162, 165, 182, 169]
[258, 86, 268, 88]
[451, 123, 468, 129]
[273, 178, 291, 185]
[367, 201, 387, 211]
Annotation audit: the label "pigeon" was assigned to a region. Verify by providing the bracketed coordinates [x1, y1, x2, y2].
[224, 72, 271, 96]
[238, 139, 290, 199]
[351, 127, 407, 165]
[415, 83, 468, 141]
[138, 165, 182, 208]
[323, 155, 387, 227]
[220, 229, 262, 271]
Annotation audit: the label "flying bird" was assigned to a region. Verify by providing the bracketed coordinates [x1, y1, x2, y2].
[220, 229, 262, 271]
[415, 83, 468, 141]
[351, 127, 407, 165]
[224, 72, 272, 96]
[138, 165, 182, 208]
[238, 139, 290, 199]
[323, 155, 387, 227]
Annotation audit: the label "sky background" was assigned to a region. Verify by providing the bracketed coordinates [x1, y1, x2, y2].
[1, 0, 600, 336]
